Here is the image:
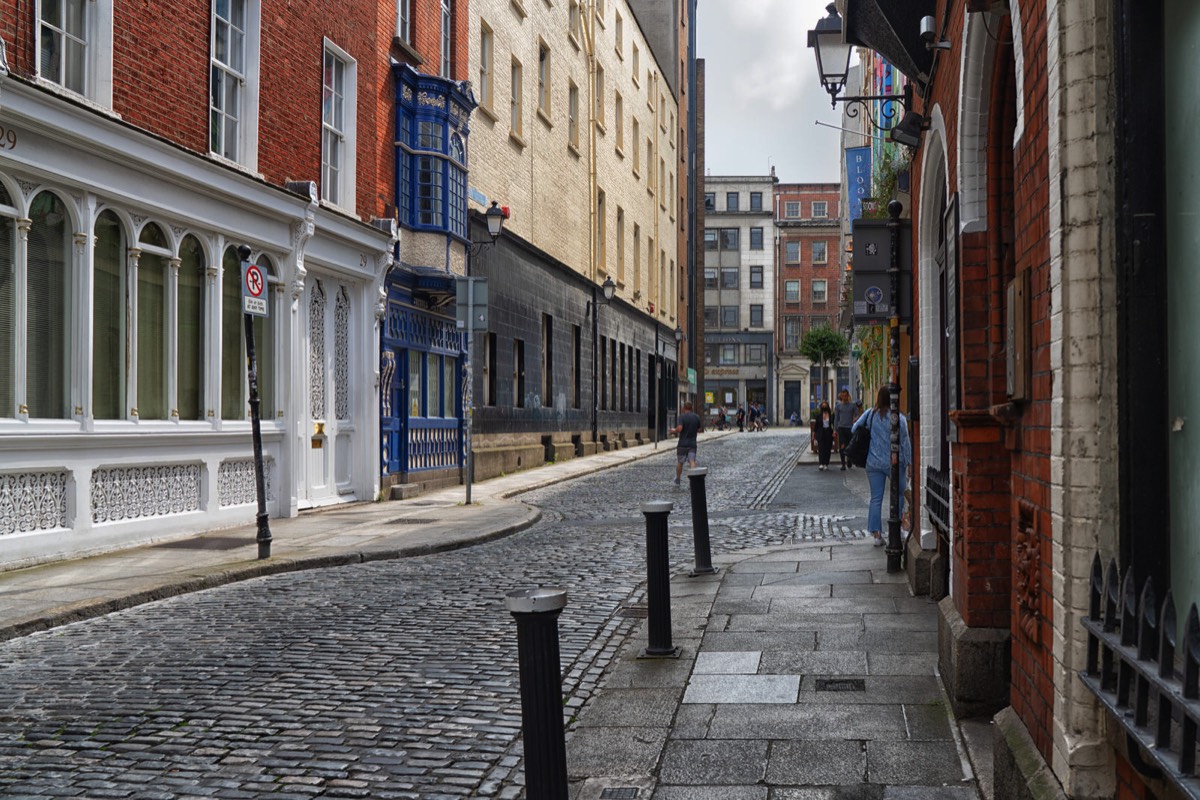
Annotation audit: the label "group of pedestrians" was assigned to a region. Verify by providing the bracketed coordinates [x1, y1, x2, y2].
[675, 390, 912, 552]
[811, 388, 912, 548]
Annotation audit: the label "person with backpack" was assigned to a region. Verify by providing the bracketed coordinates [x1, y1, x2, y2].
[833, 389, 858, 471]
[851, 386, 912, 547]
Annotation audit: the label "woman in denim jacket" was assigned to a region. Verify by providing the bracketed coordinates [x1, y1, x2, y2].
[851, 385, 912, 547]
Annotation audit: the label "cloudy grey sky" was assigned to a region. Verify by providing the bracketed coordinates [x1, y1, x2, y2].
[697, 0, 845, 184]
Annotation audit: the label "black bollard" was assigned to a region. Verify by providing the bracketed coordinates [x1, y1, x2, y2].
[505, 587, 569, 800]
[686, 467, 719, 577]
[640, 500, 680, 659]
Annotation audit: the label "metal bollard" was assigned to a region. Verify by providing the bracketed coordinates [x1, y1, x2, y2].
[686, 467, 719, 577]
[640, 501, 680, 658]
[505, 587, 569, 800]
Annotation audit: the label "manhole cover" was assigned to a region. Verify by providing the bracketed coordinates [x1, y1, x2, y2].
[616, 606, 649, 618]
[815, 678, 866, 692]
[600, 789, 640, 799]
[387, 518, 437, 525]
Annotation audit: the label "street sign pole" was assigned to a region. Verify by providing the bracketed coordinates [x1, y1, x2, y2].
[465, 278, 475, 506]
[238, 245, 271, 559]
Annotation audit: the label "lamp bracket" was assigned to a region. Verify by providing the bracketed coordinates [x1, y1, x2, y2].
[834, 94, 907, 132]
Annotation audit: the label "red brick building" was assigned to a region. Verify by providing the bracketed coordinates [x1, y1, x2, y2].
[840, 1, 1187, 797]
[773, 183, 842, 419]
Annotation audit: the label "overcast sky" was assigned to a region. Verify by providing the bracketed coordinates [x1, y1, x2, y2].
[697, 0, 845, 184]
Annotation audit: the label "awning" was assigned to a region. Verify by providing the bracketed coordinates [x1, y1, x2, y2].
[387, 263, 458, 309]
[844, 0, 937, 89]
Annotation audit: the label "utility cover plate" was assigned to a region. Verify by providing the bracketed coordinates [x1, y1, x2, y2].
[600, 789, 639, 799]
[815, 678, 867, 692]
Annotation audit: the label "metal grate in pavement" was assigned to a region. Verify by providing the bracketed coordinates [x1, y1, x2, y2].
[616, 605, 648, 618]
[815, 678, 866, 692]
[600, 789, 640, 799]
[386, 518, 438, 525]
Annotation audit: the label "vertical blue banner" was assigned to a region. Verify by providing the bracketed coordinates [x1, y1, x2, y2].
[846, 146, 872, 222]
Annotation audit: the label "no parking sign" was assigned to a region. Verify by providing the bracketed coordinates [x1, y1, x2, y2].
[241, 260, 268, 317]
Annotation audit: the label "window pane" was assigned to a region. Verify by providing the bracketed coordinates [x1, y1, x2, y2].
[785, 280, 799, 302]
[720, 229, 738, 250]
[726, 192, 738, 211]
[750, 266, 763, 288]
[703, 306, 717, 327]
[0, 215, 14, 417]
[221, 247, 245, 419]
[813, 241, 828, 263]
[720, 306, 737, 328]
[720, 268, 737, 289]
[443, 354, 456, 418]
[137, 253, 168, 420]
[750, 228, 763, 250]
[750, 305, 763, 327]
[750, 192, 762, 211]
[178, 237, 206, 421]
[409, 353, 422, 416]
[786, 241, 800, 262]
[27, 193, 71, 419]
[93, 211, 126, 420]
[426, 353, 439, 416]
[704, 268, 717, 289]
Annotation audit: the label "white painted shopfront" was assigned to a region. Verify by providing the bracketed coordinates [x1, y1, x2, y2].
[0, 81, 391, 569]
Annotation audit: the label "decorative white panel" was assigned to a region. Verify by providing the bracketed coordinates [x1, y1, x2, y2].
[90, 464, 201, 523]
[217, 458, 275, 507]
[310, 279, 327, 421]
[335, 285, 350, 421]
[0, 471, 69, 536]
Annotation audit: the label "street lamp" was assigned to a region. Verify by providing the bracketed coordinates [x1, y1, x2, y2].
[464, 201, 507, 505]
[807, 3, 924, 147]
[590, 275, 616, 446]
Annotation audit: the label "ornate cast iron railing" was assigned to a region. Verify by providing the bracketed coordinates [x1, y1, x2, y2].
[1080, 554, 1200, 798]
[925, 466, 951, 533]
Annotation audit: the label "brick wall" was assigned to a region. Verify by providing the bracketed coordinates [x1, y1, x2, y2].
[2, 0, 397, 224]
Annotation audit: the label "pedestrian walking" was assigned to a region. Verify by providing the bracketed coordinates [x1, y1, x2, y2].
[851, 386, 912, 547]
[747, 402, 760, 432]
[673, 401, 703, 485]
[833, 389, 858, 471]
[735, 406, 745, 432]
[813, 403, 834, 470]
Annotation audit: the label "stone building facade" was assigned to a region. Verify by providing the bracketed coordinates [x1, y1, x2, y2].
[465, 0, 686, 467]
[701, 174, 776, 423]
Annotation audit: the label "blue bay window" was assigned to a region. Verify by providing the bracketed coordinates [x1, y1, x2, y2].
[394, 64, 475, 240]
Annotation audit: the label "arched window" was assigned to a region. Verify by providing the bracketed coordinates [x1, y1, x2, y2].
[136, 223, 170, 420]
[92, 210, 126, 419]
[0, 181, 16, 417]
[27, 192, 71, 419]
[177, 235, 206, 421]
[252, 254, 275, 419]
[220, 246, 244, 419]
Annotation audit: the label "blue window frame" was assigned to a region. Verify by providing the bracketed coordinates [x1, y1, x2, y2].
[394, 64, 475, 240]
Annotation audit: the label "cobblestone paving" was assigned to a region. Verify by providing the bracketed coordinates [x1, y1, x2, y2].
[0, 430, 868, 799]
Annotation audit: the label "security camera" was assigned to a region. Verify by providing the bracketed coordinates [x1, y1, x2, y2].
[919, 16, 936, 45]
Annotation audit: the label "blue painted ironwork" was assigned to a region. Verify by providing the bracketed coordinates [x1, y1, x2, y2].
[1081, 553, 1200, 797]
[380, 282, 466, 477]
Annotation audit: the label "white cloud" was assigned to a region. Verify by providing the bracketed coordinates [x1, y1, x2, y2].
[698, 0, 843, 182]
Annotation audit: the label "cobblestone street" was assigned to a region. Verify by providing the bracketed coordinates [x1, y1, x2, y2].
[0, 429, 872, 799]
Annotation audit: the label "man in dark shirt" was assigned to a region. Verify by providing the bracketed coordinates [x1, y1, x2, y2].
[673, 401, 703, 485]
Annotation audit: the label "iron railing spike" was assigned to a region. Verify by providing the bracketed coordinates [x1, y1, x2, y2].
[1121, 570, 1139, 648]
[1185, 604, 1200, 701]
[1089, 553, 1103, 621]
[1138, 577, 1158, 662]
[1160, 591, 1178, 681]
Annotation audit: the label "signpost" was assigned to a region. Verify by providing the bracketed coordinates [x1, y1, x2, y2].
[238, 246, 271, 559]
[456, 276, 489, 505]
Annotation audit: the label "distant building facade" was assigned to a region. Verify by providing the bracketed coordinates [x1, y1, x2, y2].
[702, 175, 776, 420]
[773, 183, 842, 421]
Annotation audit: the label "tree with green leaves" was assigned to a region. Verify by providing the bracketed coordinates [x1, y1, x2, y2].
[799, 325, 850, 407]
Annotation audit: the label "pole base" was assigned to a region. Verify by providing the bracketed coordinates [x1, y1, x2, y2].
[688, 566, 720, 578]
[638, 645, 681, 659]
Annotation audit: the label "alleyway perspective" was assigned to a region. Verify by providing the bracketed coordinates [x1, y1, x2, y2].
[0, 430, 979, 799]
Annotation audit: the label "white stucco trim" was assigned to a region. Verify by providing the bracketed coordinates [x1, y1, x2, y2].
[958, 11, 1001, 234]
[917, 104, 949, 553]
[1011, 0, 1028, 145]
[1044, 0, 1118, 795]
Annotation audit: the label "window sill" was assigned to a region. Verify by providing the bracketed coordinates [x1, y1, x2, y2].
[615, 145, 624, 159]
[511, 0, 527, 18]
[537, 108, 554, 129]
[509, 130, 528, 149]
[595, 120, 606, 136]
[392, 36, 425, 65]
[478, 103, 500, 124]
[568, 142, 581, 158]
[569, 33, 582, 51]
[615, 47, 623, 60]
[632, 167, 640, 179]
